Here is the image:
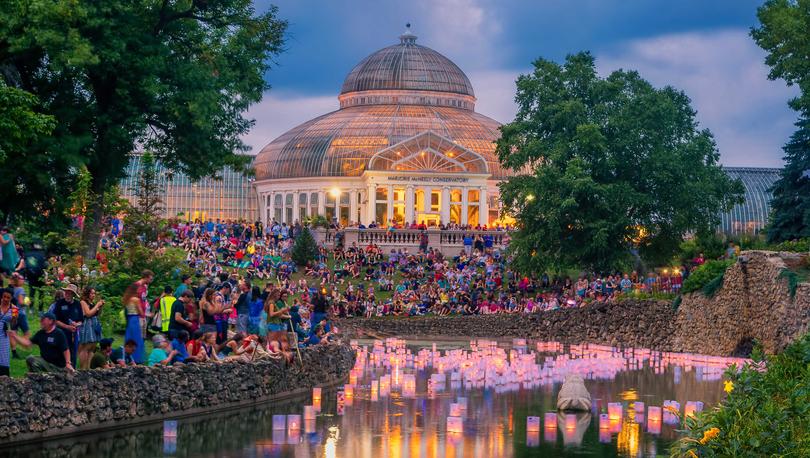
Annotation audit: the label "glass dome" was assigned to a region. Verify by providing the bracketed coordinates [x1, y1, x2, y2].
[340, 28, 475, 99]
[253, 28, 508, 181]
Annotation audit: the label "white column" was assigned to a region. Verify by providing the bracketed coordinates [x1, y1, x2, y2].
[366, 183, 376, 224]
[386, 185, 394, 224]
[292, 191, 300, 223]
[405, 185, 414, 225]
[480, 186, 489, 226]
[317, 190, 325, 217]
[349, 189, 358, 225]
[440, 187, 450, 225]
[461, 188, 469, 225]
[268, 192, 275, 223]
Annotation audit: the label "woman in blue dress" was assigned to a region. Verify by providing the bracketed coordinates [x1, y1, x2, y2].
[122, 283, 146, 364]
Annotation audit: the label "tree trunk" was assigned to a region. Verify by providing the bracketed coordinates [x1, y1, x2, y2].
[80, 187, 105, 261]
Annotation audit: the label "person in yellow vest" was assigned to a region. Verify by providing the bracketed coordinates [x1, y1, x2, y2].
[159, 286, 177, 335]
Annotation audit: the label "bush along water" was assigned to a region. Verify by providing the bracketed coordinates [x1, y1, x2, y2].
[670, 334, 810, 457]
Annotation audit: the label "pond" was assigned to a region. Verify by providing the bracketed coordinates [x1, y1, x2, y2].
[6, 338, 743, 458]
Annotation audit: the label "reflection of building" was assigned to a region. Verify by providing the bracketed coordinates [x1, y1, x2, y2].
[252, 27, 510, 227]
[720, 167, 781, 236]
[120, 154, 257, 222]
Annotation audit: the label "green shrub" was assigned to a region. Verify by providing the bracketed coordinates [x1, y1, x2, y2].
[291, 227, 319, 266]
[774, 238, 810, 253]
[702, 274, 725, 298]
[671, 334, 810, 457]
[682, 260, 734, 294]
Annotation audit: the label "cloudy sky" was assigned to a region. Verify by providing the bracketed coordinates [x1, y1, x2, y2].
[245, 0, 798, 167]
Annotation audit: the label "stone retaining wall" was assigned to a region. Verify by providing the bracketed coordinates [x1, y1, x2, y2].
[0, 344, 355, 444]
[340, 251, 810, 357]
[338, 299, 678, 350]
[672, 251, 810, 355]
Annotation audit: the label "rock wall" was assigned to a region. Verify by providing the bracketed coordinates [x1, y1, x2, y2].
[340, 251, 810, 357]
[0, 344, 355, 444]
[672, 251, 810, 356]
[338, 299, 678, 349]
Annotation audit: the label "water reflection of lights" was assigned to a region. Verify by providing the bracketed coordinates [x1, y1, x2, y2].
[324, 426, 339, 458]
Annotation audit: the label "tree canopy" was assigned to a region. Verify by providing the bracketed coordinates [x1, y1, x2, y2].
[496, 52, 744, 273]
[752, 0, 810, 242]
[0, 0, 286, 254]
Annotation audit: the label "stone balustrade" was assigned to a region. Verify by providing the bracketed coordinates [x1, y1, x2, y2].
[312, 227, 510, 254]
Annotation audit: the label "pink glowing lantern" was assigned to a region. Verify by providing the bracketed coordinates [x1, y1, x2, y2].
[647, 406, 662, 424]
[449, 403, 462, 417]
[312, 387, 322, 402]
[634, 401, 645, 414]
[272, 415, 286, 430]
[312, 397, 321, 413]
[344, 384, 354, 398]
[527, 416, 541, 432]
[684, 401, 704, 419]
[607, 402, 623, 422]
[447, 416, 463, 433]
[544, 412, 557, 428]
[303, 405, 316, 421]
[564, 414, 577, 431]
[647, 415, 661, 435]
[349, 372, 358, 386]
[304, 419, 316, 433]
[286, 414, 301, 432]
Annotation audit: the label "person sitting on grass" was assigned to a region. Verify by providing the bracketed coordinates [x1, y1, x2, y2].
[11, 312, 74, 373]
[90, 338, 115, 369]
[148, 334, 178, 366]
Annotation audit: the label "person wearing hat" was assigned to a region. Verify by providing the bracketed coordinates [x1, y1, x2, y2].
[147, 334, 178, 367]
[53, 284, 83, 367]
[11, 311, 73, 373]
[90, 338, 115, 369]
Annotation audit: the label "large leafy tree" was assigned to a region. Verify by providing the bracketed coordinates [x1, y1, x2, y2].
[752, 0, 810, 242]
[496, 52, 743, 273]
[0, 0, 286, 256]
[0, 80, 62, 224]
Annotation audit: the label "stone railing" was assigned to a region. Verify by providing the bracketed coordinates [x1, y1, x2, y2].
[312, 228, 510, 254]
[0, 344, 355, 444]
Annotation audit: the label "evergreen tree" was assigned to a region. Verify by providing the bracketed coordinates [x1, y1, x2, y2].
[291, 227, 319, 266]
[767, 118, 810, 242]
[124, 152, 164, 244]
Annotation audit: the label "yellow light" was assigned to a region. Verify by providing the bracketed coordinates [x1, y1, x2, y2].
[330, 187, 341, 198]
[525, 194, 535, 202]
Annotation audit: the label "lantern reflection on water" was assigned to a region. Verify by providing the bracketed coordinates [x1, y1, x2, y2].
[447, 416, 463, 433]
[272, 415, 286, 430]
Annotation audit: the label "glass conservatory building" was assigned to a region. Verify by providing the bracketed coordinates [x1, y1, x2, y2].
[252, 28, 510, 227]
[120, 154, 257, 222]
[719, 167, 782, 236]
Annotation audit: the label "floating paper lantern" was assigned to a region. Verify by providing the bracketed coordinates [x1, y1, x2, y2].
[287, 414, 301, 432]
[607, 402, 623, 422]
[287, 428, 300, 445]
[163, 420, 177, 437]
[647, 406, 662, 424]
[349, 372, 358, 386]
[304, 419, 316, 433]
[684, 401, 704, 419]
[313, 397, 321, 413]
[303, 405, 316, 420]
[272, 429, 285, 444]
[449, 403, 462, 417]
[344, 384, 354, 398]
[447, 416, 463, 433]
[647, 415, 661, 435]
[544, 412, 557, 427]
[527, 416, 541, 432]
[457, 397, 468, 411]
[312, 387, 322, 402]
[272, 415, 287, 430]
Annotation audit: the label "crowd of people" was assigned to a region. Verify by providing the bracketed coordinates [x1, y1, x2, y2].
[0, 216, 709, 377]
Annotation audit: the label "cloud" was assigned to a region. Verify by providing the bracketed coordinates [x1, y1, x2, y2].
[597, 29, 797, 167]
[241, 91, 337, 155]
[467, 69, 522, 123]
[416, 0, 502, 68]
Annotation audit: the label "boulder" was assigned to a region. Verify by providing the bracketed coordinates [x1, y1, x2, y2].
[556, 374, 591, 412]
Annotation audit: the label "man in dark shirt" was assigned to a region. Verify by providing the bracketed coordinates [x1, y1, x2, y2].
[233, 280, 252, 334]
[168, 292, 195, 338]
[12, 312, 72, 373]
[111, 340, 138, 366]
[53, 284, 82, 367]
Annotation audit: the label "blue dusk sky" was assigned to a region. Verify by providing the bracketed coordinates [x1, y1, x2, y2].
[244, 0, 798, 167]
